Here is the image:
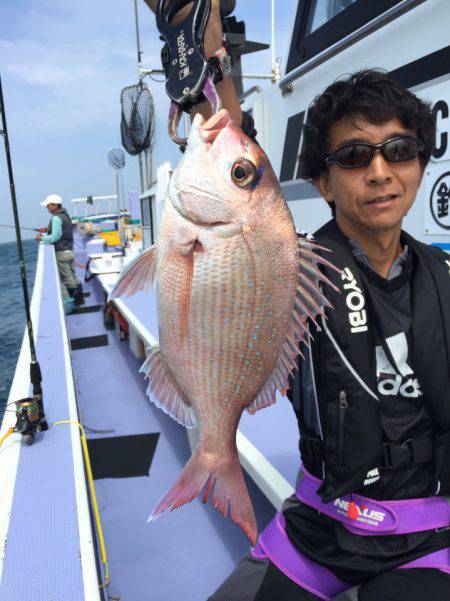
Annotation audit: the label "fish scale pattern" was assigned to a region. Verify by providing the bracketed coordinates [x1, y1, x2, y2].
[156, 199, 298, 446]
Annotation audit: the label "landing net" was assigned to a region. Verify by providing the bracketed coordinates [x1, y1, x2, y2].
[120, 82, 155, 156]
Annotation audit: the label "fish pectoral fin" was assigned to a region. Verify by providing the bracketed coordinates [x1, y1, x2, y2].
[171, 225, 199, 256]
[108, 245, 157, 300]
[140, 346, 196, 428]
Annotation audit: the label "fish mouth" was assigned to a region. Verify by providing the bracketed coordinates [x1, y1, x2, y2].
[186, 110, 235, 153]
[197, 110, 234, 146]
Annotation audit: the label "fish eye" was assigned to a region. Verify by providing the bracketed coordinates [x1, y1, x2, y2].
[231, 158, 257, 187]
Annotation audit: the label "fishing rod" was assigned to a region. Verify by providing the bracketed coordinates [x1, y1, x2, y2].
[0, 224, 40, 231]
[0, 74, 48, 444]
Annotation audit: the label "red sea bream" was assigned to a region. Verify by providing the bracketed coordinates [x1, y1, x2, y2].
[110, 109, 337, 545]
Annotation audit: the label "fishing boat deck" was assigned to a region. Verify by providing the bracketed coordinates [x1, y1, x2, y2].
[0, 244, 99, 600]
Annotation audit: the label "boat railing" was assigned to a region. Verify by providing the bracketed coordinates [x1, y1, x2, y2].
[239, 85, 263, 105]
[70, 195, 118, 220]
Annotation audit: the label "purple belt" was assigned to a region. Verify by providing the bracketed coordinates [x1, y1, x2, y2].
[296, 467, 450, 536]
[251, 469, 450, 599]
[252, 513, 348, 600]
[252, 513, 450, 601]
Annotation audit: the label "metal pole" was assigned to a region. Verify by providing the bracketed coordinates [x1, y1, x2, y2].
[138, 154, 145, 193]
[144, 148, 150, 190]
[133, 0, 143, 70]
[0, 74, 47, 428]
[133, 0, 146, 193]
[115, 170, 122, 240]
[149, 147, 153, 187]
[270, 0, 281, 83]
[271, 0, 275, 76]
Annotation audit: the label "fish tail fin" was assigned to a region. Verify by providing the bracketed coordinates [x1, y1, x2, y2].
[148, 448, 257, 545]
[209, 453, 258, 546]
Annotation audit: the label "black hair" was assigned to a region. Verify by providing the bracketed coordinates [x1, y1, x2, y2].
[299, 69, 435, 187]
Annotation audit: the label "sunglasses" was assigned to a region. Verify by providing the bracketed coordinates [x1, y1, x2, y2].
[324, 136, 425, 169]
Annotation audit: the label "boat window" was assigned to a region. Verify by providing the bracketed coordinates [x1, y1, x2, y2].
[286, 0, 405, 74]
[306, 0, 358, 34]
[140, 196, 154, 249]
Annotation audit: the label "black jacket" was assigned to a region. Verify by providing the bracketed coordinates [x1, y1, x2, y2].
[289, 219, 450, 502]
[48, 207, 73, 252]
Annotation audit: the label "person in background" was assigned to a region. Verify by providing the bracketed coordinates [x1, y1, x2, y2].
[36, 194, 84, 307]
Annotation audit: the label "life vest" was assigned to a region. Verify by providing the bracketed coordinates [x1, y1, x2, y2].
[48, 208, 73, 252]
[294, 219, 450, 502]
[252, 220, 450, 599]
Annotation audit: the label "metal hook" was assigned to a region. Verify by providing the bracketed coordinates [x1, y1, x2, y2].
[167, 75, 221, 146]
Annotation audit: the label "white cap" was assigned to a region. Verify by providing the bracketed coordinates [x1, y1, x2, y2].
[41, 194, 62, 207]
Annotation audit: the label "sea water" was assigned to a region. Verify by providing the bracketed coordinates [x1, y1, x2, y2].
[0, 239, 38, 420]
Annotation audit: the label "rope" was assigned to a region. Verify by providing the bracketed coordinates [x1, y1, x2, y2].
[0, 427, 14, 447]
[53, 420, 110, 588]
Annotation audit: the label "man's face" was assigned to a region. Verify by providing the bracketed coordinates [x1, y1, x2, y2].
[315, 116, 424, 235]
[47, 203, 59, 214]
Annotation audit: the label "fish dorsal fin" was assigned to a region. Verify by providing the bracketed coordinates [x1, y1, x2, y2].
[140, 346, 197, 428]
[108, 245, 157, 300]
[246, 236, 340, 414]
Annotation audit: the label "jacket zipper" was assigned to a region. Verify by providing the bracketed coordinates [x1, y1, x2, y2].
[337, 390, 348, 465]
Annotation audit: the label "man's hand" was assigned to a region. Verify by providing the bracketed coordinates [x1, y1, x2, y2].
[35, 234, 42, 241]
[142, 0, 242, 124]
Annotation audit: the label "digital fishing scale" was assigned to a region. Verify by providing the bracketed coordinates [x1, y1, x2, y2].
[156, 0, 234, 144]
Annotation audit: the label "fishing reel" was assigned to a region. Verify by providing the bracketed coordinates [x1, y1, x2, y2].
[14, 396, 47, 445]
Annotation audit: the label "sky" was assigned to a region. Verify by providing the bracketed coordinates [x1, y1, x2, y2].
[0, 0, 298, 242]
